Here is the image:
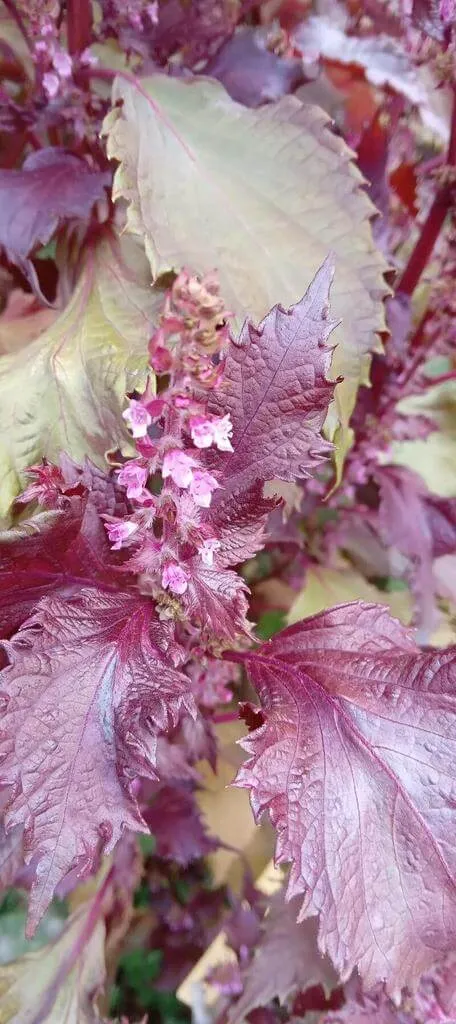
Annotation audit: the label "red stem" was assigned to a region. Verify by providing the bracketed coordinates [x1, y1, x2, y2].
[66, 0, 92, 56]
[397, 86, 456, 297]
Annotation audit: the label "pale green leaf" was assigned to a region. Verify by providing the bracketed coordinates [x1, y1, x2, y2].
[391, 377, 456, 497]
[0, 901, 106, 1023]
[287, 562, 413, 626]
[0, 231, 159, 517]
[102, 73, 388, 468]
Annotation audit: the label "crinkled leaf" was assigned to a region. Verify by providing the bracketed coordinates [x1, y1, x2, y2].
[205, 28, 304, 107]
[233, 601, 456, 993]
[103, 73, 388, 465]
[208, 482, 277, 568]
[209, 259, 336, 496]
[183, 563, 251, 642]
[0, 148, 109, 291]
[0, 231, 159, 517]
[0, 589, 194, 933]
[0, 461, 127, 638]
[229, 888, 337, 1023]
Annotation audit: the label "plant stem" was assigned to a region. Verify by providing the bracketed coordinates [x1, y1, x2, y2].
[2, 0, 31, 50]
[66, 0, 92, 55]
[397, 86, 456, 297]
[212, 710, 240, 724]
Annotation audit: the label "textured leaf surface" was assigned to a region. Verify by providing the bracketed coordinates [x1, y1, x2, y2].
[103, 73, 388, 461]
[208, 482, 277, 568]
[229, 888, 337, 1023]
[0, 462, 126, 638]
[0, 589, 193, 932]
[0, 148, 108, 291]
[0, 232, 158, 517]
[209, 260, 336, 496]
[183, 563, 251, 642]
[234, 602, 456, 992]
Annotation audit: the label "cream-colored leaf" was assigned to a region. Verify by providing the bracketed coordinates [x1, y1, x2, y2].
[0, 902, 106, 1023]
[397, 377, 456, 436]
[287, 562, 413, 626]
[0, 231, 159, 517]
[391, 377, 456, 497]
[103, 73, 388, 467]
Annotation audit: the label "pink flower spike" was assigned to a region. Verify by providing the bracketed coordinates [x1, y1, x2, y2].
[117, 461, 148, 500]
[162, 562, 189, 595]
[162, 449, 197, 489]
[190, 470, 219, 508]
[199, 539, 221, 567]
[212, 414, 234, 452]
[190, 415, 214, 449]
[122, 399, 152, 438]
[104, 519, 138, 551]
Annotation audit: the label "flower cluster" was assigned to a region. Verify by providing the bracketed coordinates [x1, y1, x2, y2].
[104, 270, 233, 603]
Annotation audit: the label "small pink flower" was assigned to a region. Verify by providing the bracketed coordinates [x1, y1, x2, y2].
[149, 345, 172, 373]
[189, 470, 218, 508]
[122, 399, 152, 438]
[212, 414, 234, 452]
[190, 415, 214, 449]
[147, 1, 159, 23]
[199, 538, 221, 566]
[117, 461, 148, 500]
[146, 398, 166, 420]
[162, 449, 197, 488]
[52, 49, 73, 78]
[162, 562, 189, 595]
[174, 393, 191, 409]
[43, 72, 60, 98]
[104, 519, 138, 551]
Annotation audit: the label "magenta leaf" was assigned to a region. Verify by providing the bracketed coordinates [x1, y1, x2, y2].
[0, 460, 128, 638]
[182, 563, 251, 642]
[205, 28, 304, 108]
[209, 258, 337, 497]
[208, 482, 278, 568]
[0, 588, 194, 934]
[0, 148, 108, 291]
[232, 601, 456, 993]
[144, 784, 217, 865]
